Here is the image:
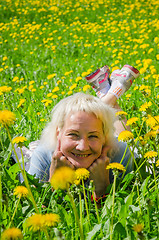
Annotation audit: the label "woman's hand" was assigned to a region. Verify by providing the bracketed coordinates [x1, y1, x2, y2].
[88, 145, 110, 198]
[49, 139, 74, 181]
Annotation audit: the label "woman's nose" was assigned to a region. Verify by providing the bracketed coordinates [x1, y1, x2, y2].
[76, 138, 89, 151]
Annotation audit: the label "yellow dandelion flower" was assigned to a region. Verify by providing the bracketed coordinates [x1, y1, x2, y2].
[136, 136, 146, 146]
[29, 80, 35, 85]
[45, 100, 52, 107]
[43, 213, 60, 227]
[74, 179, 81, 185]
[118, 130, 134, 142]
[47, 93, 53, 97]
[28, 85, 33, 90]
[17, 99, 26, 108]
[52, 86, 59, 93]
[3, 56, 8, 61]
[75, 76, 82, 82]
[75, 168, 90, 181]
[52, 94, 58, 99]
[139, 85, 149, 91]
[0, 86, 12, 93]
[126, 94, 131, 99]
[126, 117, 139, 126]
[50, 166, 76, 190]
[83, 85, 91, 92]
[156, 160, 159, 167]
[67, 90, 73, 95]
[0, 110, 16, 126]
[115, 111, 128, 116]
[12, 77, 19, 82]
[146, 115, 159, 128]
[1, 227, 23, 240]
[12, 136, 27, 147]
[139, 101, 152, 112]
[70, 83, 77, 90]
[111, 66, 119, 72]
[133, 223, 144, 233]
[134, 86, 139, 91]
[144, 130, 157, 140]
[106, 162, 126, 172]
[81, 72, 88, 77]
[26, 213, 44, 232]
[144, 151, 158, 159]
[13, 186, 29, 198]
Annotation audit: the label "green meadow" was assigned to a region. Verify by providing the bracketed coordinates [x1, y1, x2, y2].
[0, 0, 159, 239]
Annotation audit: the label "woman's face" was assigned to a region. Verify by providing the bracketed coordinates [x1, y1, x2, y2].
[57, 111, 106, 168]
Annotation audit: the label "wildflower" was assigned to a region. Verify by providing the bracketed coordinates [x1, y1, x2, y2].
[29, 81, 35, 85]
[0, 86, 12, 93]
[3, 56, 8, 61]
[126, 117, 139, 126]
[17, 99, 26, 108]
[118, 130, 134, 142]
[133, 223, 144, 233]
[28, 85, 33, 90]
[106, 162, 126, 172]
[0, 110, 16, 126]
[26, 213, 44, 232]
[144, 151, 158, 159]
[67, 90, 73, 95]
[50, 166, 76, 190]
[13, 186, 29, 198]
[75, 168, 90, 181]
[70, 83, 77, 90]
[52, 94, 58, 99]
[81, 72, 88, 77]
[146, 115, 159, 128]
[126, 93, 131, 98]
[83, 85, 91, 92]
[115, 111, 128, 116]
[12, 77, 19, 82]
[47, 73, 56, 79]
[144, 130, 157, 139]
[134, 86, 139, 91]
[139, 101, 152, 112]
[52, 86, 59, 92]
[12, 136, 27, 147]
[75, 76, 82, 82]
[135, 136, 146, 146]
[1, 227, 23, 240]
[156, 160, 159, 167]
[47, 93, 52, 97]
[43, 213, 60, 227]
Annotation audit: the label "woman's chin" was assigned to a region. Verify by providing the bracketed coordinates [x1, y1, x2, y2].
[67, 157, 93, 169]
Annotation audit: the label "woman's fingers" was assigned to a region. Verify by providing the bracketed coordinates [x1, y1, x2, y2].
[100, 145, 110, 159]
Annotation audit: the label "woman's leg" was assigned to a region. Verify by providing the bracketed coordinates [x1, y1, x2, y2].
[101, 92, 131, 135]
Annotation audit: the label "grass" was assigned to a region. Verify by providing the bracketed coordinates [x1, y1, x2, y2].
[0, 0, 159, 239]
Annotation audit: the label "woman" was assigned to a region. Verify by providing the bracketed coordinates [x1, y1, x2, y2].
[28, 64, 140, 198]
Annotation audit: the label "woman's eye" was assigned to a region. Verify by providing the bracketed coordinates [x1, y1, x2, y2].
[68, 133, 78, 137]
[89, 135, 98, 139]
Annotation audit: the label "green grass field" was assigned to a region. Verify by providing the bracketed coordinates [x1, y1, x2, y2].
[0, 0, 159, 239]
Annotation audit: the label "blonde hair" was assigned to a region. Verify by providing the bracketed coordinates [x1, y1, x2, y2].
[40, 92, 116, 150]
